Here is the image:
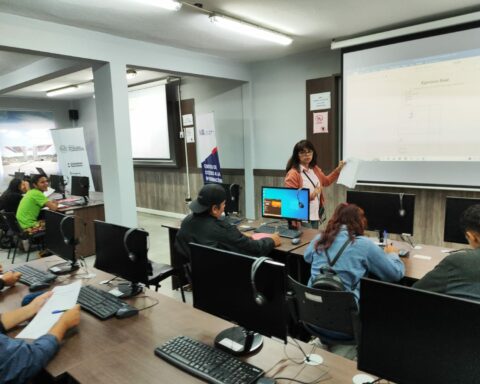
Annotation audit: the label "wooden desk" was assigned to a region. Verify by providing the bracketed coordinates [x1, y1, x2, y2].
[3, 257, 364, 384]
[290, 239, 451, 283]
[58, 192, 105, 257]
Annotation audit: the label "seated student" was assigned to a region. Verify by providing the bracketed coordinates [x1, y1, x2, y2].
[0, 292, 81, 384]
[414, 204, 480, 301]
[0, 264, 22, 290]
[0, 178, 29, 213]
[16, 174, 58, 233]
[175, 184, 281, 266]
[304, 203, 405, 301]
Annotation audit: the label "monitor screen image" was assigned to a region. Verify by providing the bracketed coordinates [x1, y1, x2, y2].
[444, 196, 480, 244]
[49, 174, 66, 194]
[358, 278, 480, 383]
[71, 176, 89, 197]
[190, 243, 288, 355]
[346, 190, 415, 235]
[261, 187, 309, 221]
[94, 220, 150, 297]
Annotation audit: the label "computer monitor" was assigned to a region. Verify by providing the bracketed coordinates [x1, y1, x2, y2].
[71, 176, 89, 203]
[358, 278, 480, 383]
[207, 182, 240, 215]
[444, 196, 480, 244]
[14, 172, 25, 180]
[94, 220, 150, 297]
[36, 167, 47, 177]
[49, 174, 66, 197]
[346, 190, 415, 235]
[190, 243, 288, 356]
[45, 210, 79, 274]
[261, 187, 309, 222]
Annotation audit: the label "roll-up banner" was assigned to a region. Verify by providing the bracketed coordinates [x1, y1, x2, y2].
[50, 127, 95, 191]
[196, 112, 223, 184]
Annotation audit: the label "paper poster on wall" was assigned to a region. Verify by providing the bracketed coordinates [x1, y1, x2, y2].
[0, 110, 58, 188]
[50, 127, 95, 191]
[182, 114, 193, 126]
[310, 92, 331, 111]
[185, 127, 195, 143]
[196, 112, 223, 183]
[313, 111, 328, 133]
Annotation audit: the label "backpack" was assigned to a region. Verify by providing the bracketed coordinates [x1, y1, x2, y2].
[311, 238, 351, 291]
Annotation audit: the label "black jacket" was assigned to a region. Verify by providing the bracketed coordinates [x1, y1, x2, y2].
[0, 192, 23, 213]
[174, 214, 275, 265]
[413, 248, 480, 301]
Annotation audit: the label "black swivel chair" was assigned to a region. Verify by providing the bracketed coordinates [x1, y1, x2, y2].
[287, 276, 360, 349]
[147, 261, 186, 303]
[0, 212, 45, 263]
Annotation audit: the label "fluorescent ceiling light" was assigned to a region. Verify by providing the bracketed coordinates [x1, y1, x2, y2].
[136, 0, 182, 11]
[209, 14, 292, 46]
[46, 85, 79, 97]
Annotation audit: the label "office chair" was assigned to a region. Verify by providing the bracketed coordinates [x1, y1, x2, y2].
[147, 260, 186, 303]
[287, 276, 360, 350]
[0, 212, 45, 264]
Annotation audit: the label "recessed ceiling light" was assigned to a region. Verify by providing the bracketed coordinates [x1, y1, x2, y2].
[126, 69, 138, 80]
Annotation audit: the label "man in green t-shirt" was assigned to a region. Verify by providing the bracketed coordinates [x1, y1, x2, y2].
[16, 174, 58, 232]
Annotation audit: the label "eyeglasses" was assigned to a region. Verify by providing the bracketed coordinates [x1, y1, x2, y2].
[299, 150, 313, 156]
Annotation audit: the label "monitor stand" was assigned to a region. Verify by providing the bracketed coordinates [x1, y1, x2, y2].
[214, 326, 263, 356]
[81, 196, 89, 205]
[116, 282, 143, 298]
[49, 261, 80, 275]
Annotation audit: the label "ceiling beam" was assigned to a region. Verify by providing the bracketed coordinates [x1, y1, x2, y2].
[0, 57, 92, 94]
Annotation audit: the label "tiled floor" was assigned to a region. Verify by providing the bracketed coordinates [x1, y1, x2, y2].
[0, 212, 192, 304]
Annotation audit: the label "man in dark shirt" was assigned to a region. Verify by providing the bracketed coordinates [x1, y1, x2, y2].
[175, 184, 281, 266]
[414, 204, 480, 301]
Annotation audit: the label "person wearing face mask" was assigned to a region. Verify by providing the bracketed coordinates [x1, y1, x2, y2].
[285, 140, 345, 229]
[175, 184, 281, 266]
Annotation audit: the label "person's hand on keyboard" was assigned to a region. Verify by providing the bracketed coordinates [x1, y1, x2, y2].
[1, 271, 22, 287]
[271, 233, 282, 247]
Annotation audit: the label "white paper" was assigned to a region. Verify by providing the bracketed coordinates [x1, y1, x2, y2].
[337, 158, 362, 189]
[185, 127, 195, 143]
[16, 281, 81, 340]
[413, 254, 432, 260]
[313, 112, 328, 133]
[182, 114, 193, 126]
[310, 92, 331, 111]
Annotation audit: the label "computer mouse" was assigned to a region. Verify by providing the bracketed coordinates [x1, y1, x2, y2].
[115, 306, 139, 319]
[29, 282, 51, 292]
[291, 237, 301, 245]
[352, 373, 375, 384]
[398, 249, 410, 258]
[21, 291, 48, 306]
[256, 378, 276, 384]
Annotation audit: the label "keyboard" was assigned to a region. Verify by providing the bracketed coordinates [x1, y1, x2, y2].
[254, 225, 301, 239]
[223, 216, 245, 226]
[13, 264, 58, 286]
[155, 336, 264, 384]
[60, 200, 83, 207]
[77, 285, 136, 320]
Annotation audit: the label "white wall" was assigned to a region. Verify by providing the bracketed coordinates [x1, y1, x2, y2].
[180, 77, 245, 169]
[71, 97, 100, 165]
[250, 48, 341, 170]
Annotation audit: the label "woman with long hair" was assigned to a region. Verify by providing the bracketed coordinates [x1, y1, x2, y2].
[0, 178, 29, 213]
[304, 203, 405, 300]
[285, 140, 344, 228]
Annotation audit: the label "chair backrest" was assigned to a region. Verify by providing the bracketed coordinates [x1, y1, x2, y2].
[1, 212, 24, 235]
[287, 276, 359, 339]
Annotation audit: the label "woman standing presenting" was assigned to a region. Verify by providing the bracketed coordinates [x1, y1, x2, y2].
[285, 140, 344, 228]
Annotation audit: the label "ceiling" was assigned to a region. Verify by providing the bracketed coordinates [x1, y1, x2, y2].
[1, 0, 480, 100]
[6, 67, 173, 100]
